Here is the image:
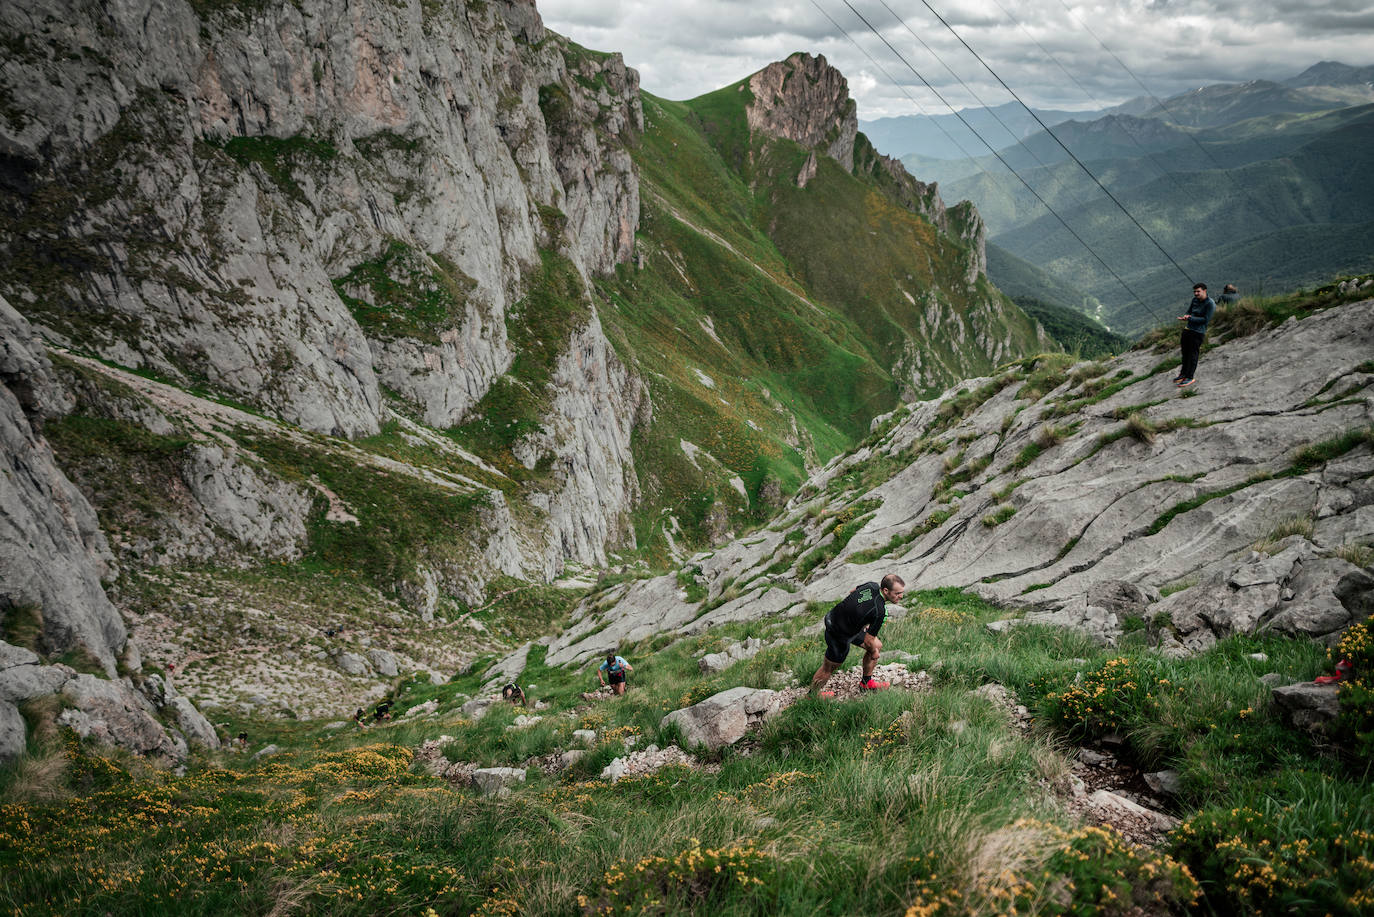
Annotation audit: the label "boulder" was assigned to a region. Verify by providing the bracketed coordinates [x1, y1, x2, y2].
[365, 649, 399, 678]
[333, 652, 371, 677]
[697, 636, 789, 673]
[572, 729, 596, 745]
[58, 674, 184, 763]
[1271, 682, 1340, 736]
[660, 687, 784, 750]
[1143, 770, 1183, 796]
[472, 767, 526, 797]
[461, 697, 495, 720]
[0, 700, 25, 762]
[167, 696, 221, 750]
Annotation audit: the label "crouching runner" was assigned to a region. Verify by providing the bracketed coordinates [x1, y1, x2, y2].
[810, 574, 905, 697]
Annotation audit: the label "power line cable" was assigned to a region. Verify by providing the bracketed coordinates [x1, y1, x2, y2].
[809, 0, 990, 163]
[1050, 0, 1290, 236]
[895, 0, 1194, 291]
[869, 0, 1070, 181]
[876, 0, 1130, 254]
[830, 0, 1164, 322]
[981, 0, 1184, 189]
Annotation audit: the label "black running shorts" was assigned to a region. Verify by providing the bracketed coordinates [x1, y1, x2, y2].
[823, 616, 867, 664]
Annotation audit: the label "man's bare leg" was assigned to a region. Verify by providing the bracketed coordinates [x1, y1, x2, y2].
[862, 645, 880, 682]
[810, 658, 840, 694]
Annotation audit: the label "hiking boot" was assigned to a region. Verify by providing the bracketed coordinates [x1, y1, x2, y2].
[860, 678, 890, 691]
[1177, 378, 1195, 388]
[1172, 375, 1184, 383]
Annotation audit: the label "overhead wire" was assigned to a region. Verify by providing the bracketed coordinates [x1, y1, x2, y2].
[809, 0, 989, 163]
[824, 0, 1164, 322]
[1049, 0, 1291, 236]
[894, 0, 1195, 291]
[981, 0, 1184, 189]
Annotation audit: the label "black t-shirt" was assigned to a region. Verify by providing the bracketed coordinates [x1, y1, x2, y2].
[825, 582, 886, 641]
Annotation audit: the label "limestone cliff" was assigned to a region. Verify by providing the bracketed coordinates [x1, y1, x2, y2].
[0, 295, 124, 675]
[0, 0, 646, 578]
[0, 0, 639, 437]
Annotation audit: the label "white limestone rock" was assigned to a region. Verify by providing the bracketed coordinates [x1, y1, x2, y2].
[0, 297, 125, 676]
[472, 767, 526, 797]
[661, 687, 784, 750]
[0, 700, 25, 763]
[59, 674, 185, 764]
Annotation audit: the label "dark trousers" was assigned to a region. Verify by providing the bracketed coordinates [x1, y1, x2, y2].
[1180, 330, 1204, 380]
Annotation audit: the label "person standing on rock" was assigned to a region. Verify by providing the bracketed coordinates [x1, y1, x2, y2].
[599, 653, 633, 696]
[1175, 283, 1216, 388]
[810, 574, 905, 697]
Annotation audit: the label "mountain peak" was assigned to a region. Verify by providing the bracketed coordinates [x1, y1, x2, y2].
[746, 52, 858, 171]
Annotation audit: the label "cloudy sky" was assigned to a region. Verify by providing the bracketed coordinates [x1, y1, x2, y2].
[537, 0, 1374, 119]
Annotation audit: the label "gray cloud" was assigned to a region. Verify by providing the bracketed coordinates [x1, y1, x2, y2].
[537, 0, 1374, 116]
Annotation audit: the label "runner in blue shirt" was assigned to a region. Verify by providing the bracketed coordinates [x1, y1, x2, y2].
[599, 653, 634, 695]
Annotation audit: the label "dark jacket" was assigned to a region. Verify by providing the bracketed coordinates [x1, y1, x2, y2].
[824, 582, 887, 642]
[1184, 295, 1216, 335]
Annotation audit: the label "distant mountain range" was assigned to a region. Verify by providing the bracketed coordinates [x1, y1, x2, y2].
[862, 62, 1374, 334]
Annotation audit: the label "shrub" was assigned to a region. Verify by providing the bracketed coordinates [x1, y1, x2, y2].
[578, 840, 775, 914]
[974, 820, 1199, 916]
[1038, 656, 1159, 741]
[1332, 615, 1374, 759]
[981, 505, 1017, 528]
[1172, 786, 1374, 915]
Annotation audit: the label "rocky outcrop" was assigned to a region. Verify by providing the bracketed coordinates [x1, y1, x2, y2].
[0, 639, 217, 762]
[661, 686, 785, 750]
[748, 53, 858, 172]
[0, 297, 125, 674]
[0, 0, 640, 439]
[1149, 539, 1370, 655]
[549, 299, 1374, 659]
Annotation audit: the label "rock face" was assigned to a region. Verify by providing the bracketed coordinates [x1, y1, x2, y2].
[748, 53, 858, 172]
[0, 0, 649, 600]
[0, 297, 125, 674]
[0, 0, 640, 442]
[550, 299, 1374, 659]
[661, 686, 784, 750]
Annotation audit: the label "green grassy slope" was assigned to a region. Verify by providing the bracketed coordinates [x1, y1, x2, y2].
[592, 82, 1047, 560]
[7, 588, 1368, 916]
